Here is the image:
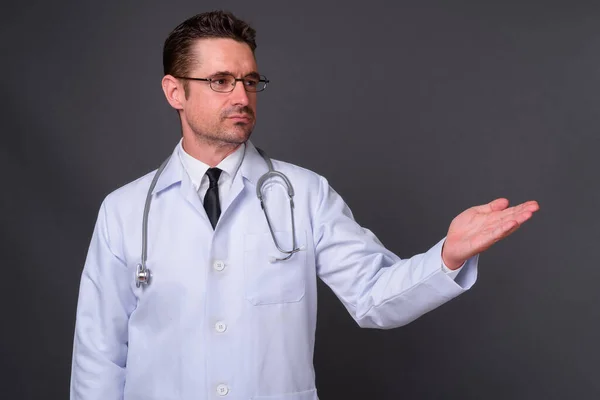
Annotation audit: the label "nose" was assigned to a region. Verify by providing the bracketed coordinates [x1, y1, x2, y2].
[230, 80, 250, 106]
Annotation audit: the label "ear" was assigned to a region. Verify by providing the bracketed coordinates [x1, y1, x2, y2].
[161, 75, 185, 110]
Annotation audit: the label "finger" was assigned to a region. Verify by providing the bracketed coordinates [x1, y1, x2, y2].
[481, 209, 533, 234]
[507, 200, 539, 213]
[500, 219, 521, 237]
[524, 200, 540, 212]
[474, 198, 509, 214]
[517, 200, 540, 213]
[490, 219, 520, 242]
[494, 201, 539, 221]
[512, 211, 533, 225]
[475, 206, 522, 228]
[471, 207, 534, 252]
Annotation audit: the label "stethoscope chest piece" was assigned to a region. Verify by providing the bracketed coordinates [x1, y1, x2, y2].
[136, 263, 152, 287]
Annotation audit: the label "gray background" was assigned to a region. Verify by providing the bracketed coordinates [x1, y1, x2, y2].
[1, 0, 598, 399]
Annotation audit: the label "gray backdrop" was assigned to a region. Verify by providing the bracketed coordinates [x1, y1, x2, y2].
[2, 0, 599, 399]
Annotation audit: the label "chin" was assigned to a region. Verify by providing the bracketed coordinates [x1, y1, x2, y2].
[222, 130, 253, 145]
[231, 124, 254, 140]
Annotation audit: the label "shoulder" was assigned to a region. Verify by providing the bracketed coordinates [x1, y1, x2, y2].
[268, 157, 326, 188]
[264, 156, 354, 229]
[86, 169, 159, 257]
[101, 143, 181, 212]
[264, 156, 339, 209]
[99, 168, 158, 216]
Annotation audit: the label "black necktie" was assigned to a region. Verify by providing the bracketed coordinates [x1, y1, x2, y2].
[203, 168, 222, 229]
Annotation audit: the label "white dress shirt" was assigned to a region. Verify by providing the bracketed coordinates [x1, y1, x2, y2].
[177, 139, 246, 203]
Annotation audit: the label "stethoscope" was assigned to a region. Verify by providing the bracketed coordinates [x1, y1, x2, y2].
[135, 147, 302, 287]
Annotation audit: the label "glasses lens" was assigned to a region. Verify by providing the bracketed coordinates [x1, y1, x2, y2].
[243, 76, 267, 92]
[210, 74, 236, 92]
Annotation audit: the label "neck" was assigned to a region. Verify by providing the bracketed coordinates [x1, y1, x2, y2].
[182, 135, 242, 167]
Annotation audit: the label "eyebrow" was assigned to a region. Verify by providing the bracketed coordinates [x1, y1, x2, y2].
[210, 70, 261, 79]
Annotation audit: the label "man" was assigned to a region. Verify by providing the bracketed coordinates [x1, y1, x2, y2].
[70, 10, 539, 400]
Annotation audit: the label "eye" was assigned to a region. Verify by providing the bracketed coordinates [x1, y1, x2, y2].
[210, 75, 233, 86]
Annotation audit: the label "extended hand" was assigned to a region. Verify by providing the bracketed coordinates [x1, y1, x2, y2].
[441, 198, 540, 269]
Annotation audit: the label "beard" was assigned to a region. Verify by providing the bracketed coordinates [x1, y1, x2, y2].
[187, 106, 256, 147]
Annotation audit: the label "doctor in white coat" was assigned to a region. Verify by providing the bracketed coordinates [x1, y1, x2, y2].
[70, 10, 540, 400]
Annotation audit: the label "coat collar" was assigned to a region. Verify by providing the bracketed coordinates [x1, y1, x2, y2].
[151, 139, 268, 195]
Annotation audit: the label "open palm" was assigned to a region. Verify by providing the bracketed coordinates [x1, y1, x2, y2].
[442, 198, 540, 269]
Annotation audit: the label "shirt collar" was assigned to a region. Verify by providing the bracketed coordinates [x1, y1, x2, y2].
[151, 138, 267, 195]
[176, 139, 246, 191]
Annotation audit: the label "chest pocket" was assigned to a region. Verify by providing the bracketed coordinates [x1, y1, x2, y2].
[244, 230, 307, 305]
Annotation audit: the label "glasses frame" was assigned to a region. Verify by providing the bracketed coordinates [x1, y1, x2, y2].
[174, 73, 270, 93]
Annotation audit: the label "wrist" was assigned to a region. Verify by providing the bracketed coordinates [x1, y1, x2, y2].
[442, 255, 464, 270]
[442, 240, 464, 270]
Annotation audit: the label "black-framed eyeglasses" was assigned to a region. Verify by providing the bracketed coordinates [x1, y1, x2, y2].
[174, 73, 269, 93]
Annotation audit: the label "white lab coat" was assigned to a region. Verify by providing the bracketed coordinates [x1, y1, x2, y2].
[70, 140, 478, 400]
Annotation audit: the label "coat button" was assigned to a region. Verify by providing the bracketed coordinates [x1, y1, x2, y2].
[216, 383, 229, 396]
[215, 321, 227, 333]
[213, 260, 225, 271]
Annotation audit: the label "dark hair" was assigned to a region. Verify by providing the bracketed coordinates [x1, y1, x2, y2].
[163, 10, 257, 79]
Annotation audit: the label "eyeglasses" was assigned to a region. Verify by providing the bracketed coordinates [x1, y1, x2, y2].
[174, 73, 269, 93]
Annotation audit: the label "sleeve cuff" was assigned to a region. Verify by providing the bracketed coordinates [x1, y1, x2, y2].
[441, 259, 464, 280]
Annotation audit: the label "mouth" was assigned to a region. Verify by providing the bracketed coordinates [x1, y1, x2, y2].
[227, 114, 253, 122]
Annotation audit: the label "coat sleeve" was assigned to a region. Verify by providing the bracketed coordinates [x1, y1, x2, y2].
[70, 200, 136, 399]
[313, 176, 478, 329]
